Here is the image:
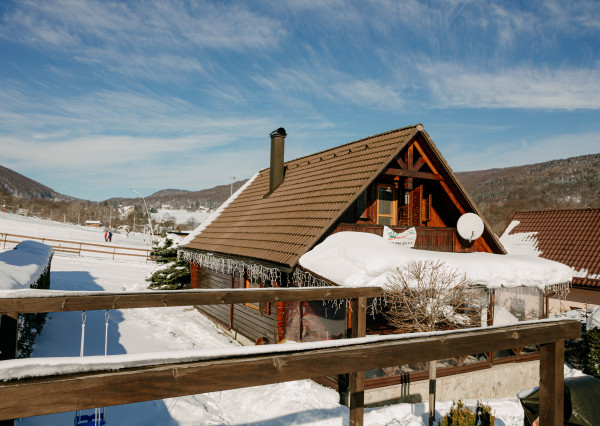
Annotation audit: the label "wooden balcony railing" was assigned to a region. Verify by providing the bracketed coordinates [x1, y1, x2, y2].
[0, 287, 581, 425]
[333, 224, 461, 252]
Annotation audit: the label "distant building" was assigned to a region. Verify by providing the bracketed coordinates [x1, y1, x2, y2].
[500, 208, 600, 313]
[84, 220, 103, 227]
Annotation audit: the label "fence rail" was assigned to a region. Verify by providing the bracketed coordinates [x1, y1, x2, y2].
[0, 233, 151, 261]
[0, 287, 581, 425]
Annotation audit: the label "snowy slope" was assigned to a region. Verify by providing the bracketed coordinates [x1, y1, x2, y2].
[0, 212, 151, 248]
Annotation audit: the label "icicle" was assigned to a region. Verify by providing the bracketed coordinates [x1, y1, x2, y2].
[291, 268, 329, 288]
[180, 251, 281, 285]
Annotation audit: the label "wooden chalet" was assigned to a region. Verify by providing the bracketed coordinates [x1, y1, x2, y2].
[179, 124, 509, 337]
[500, 208, 600, 313]
[180, 125, 574, 399]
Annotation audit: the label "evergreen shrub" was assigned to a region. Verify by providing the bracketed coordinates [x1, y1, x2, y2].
[440, 400, 495, 426]
[146, 238, 191, 290]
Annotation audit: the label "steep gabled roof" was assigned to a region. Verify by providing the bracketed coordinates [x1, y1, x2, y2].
[500, 208, 600, 288]
[182, 124, 504, 269]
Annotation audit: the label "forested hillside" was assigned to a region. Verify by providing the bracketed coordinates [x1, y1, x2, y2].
[456, 153, 600, 234]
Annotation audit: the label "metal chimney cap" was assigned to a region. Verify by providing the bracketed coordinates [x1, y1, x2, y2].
[270, 127, 287, 137]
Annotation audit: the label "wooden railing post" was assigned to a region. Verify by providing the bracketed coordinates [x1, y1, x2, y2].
[349, 297, 367, 426]
[0, 313, 17, 426]
[539, 340, 564, 426]
[0, 313, 18, 361]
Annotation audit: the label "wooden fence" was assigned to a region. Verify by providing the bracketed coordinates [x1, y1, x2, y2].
[0, 287, 581, 425]
[0, 233, 151, 261]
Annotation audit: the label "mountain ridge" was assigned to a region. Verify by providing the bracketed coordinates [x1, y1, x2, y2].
[2, 153, 599, 234]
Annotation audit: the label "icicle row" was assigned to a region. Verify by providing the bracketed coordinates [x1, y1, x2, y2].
[291, 268, 329, 288]
[180, 251, 281, 285]
[545, 281, 571, 300]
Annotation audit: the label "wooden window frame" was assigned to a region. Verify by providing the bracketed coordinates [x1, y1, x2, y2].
[244, 273, 271, 315]
[376, 184, 396, 226]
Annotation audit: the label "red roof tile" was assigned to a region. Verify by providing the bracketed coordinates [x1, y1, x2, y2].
[503, 208, 600, 288]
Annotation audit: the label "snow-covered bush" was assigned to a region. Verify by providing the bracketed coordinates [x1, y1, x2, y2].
[146, 237, 190, 290]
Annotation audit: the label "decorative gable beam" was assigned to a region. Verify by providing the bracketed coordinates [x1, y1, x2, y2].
[383, 168, 443, 181]
[395, 156, 407, 170]
[413, 157, 426, 172]
[412, 140, 467, 215]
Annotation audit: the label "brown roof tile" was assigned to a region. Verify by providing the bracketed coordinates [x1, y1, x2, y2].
[503, 208, 600, 288]
[183, 124, 504, 269]
[183, 125, 420, 268]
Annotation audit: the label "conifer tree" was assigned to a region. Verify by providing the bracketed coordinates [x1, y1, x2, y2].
[146, 238, 191, 290]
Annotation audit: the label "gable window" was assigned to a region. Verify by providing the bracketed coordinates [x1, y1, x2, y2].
[377, 184, 395, 226]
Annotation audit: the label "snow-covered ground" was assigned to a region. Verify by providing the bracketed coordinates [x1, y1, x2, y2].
[151, 208, 211, 226]
[0, 212, 153, 248]
[1, 215, 529, 425]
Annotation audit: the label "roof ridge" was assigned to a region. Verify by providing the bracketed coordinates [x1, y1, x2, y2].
[268, 124, 421, 170]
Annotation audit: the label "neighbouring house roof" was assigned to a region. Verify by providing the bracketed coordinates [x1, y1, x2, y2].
[181, 124, 504, 270]
[500, 208, 600, 288]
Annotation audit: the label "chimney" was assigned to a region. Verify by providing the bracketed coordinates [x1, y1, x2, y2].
[269, 127, 286, 194]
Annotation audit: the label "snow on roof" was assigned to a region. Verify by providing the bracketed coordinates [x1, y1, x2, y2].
[180, 173, 258, 247]
[499, 220, 542, 256]
[0, 241, 54, 290]
[299, 232, 573, 290]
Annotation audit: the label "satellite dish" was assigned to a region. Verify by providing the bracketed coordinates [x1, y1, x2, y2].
[457, 213, 484, 242]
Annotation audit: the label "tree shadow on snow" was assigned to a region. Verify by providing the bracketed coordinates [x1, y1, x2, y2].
[17, 270, 177, 426]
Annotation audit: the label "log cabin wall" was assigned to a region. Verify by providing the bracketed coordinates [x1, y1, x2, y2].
[191, 265, 278, 344]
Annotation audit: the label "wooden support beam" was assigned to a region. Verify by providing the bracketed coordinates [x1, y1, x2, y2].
[413, 157, 426, 172]
[0, 320, 580, 421]
[383, 168, 443, 181]
[411, 141, 466, 215]
[349, 297, 367, 426]
[0, 313, 18, 361]
[0, 287, 382, 314]
[540, 340, 565, 426]
[395, 156, 407, 170]
[0, 314, 17, 426]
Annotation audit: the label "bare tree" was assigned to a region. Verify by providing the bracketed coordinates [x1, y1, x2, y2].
[383, 260, 484, 425]
[384, 260, 482, 332]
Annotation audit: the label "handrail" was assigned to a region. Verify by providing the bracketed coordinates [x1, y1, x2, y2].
[0, 288, 580, 425]
[0, 318, 579, 425]
[0, 287, 382, 314]
[0, 232, 151, 261]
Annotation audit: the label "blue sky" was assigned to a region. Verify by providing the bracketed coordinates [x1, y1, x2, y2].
[1, 0, 599, 201]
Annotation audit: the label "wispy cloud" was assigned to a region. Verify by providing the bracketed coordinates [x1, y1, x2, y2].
[421, 62, 600, 110]
[0, 0, 284, 80]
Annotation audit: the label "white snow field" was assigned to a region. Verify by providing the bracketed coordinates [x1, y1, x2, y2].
[0, 214, 527, 425]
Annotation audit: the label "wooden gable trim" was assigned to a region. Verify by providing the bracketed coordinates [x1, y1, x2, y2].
[385, 139, 441, 180]
[395, 156, 407, 170]
[413, 157, 426, 172]
[411, 139, 467, 216]
[414, 131, 505, 253]
[385, 138, 466, 216]
[383, 168, 443, 181]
